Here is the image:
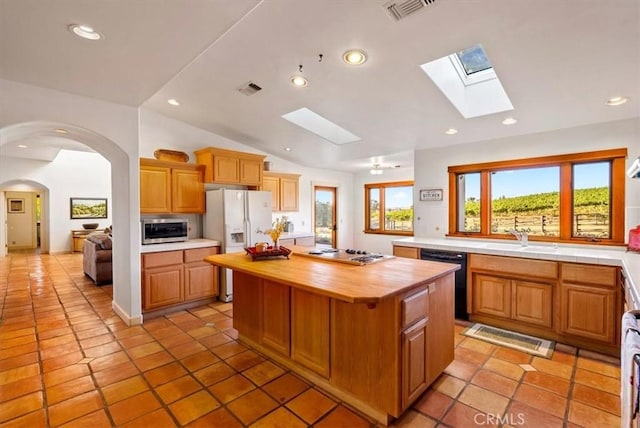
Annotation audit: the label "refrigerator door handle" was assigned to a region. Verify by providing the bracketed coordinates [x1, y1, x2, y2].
[245, 218, 252, 247]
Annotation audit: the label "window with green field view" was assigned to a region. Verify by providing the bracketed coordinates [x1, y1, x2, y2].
[490, 166, 561, 237]
[365, 181, 414, 235]
[448, 149, 626, 244]
[573, 162, 611, 239]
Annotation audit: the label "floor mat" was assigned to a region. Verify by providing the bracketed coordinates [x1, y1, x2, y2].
[461, 323, 555, 358]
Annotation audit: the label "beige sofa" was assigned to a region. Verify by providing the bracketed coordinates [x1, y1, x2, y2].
[82, 232, 112, 285]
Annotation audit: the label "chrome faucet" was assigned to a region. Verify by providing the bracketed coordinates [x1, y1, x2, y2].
[509, 229, 528, 247]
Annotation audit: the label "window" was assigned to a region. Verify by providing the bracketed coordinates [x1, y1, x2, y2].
[448, 149, 627, 244]
[365, 181, 414, 235]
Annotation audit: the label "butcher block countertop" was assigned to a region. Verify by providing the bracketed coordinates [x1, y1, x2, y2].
[204, 246, 460, 304]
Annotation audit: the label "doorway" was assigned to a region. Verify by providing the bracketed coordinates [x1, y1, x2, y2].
[314, 186, 337, 248]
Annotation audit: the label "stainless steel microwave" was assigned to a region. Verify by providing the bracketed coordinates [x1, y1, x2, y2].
[141, 218, 188, 244]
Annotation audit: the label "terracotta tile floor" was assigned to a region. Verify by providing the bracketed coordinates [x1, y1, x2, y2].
[0, 251, 622, 427]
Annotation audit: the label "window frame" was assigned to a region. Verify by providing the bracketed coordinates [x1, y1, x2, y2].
[447, 148, 627, 245]
[364, 180, 414, 236]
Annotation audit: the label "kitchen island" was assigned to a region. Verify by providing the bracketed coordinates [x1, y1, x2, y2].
[204, 247, 459, 424]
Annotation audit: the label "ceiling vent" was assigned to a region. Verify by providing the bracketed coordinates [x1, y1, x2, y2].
[384, 0, 434, 21]
[237, 82, 262, 96]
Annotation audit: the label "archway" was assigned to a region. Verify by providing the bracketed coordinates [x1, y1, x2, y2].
[0, 121, 142, 325]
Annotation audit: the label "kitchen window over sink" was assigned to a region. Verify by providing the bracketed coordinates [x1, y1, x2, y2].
[365, 181, 414, 235]
[448, 148, 627, 244]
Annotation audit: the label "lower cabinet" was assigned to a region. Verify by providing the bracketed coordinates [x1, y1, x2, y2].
[468, 254, 620, 354]
[232, 271, 455, 418]
[402, 317, 428, 407]
[393, 246, 420, 259]
[260, 280, 290, 356]
[144, 262, 185, 310]
[142, 246, 220, 312]
[278, 235, 315, 248]
[559, 263, 618, 345]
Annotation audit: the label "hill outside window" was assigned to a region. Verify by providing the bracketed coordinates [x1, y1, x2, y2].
[365, 181, 414, 235]
[448, 148, 627, 244]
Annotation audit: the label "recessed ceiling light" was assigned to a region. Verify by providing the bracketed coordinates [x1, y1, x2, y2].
[606, 96, 629, 106]
[284, 147, 292, 152]
[18, 144, 27, 148]
[55, 128, 68, 134]
[167, 99, 180, 106]
[343, 49, 367, 65]
[290, 76, 308, 87]
[501, 117, 518, 125]
[445, 128, 458, 135]
[68, 24, 101, 40]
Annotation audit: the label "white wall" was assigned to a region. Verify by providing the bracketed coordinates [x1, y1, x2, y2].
[139, 109, 356, 248]
[413, 118, 640, 240]
[1, 151, 112, 253]
[0, 79, 142, 325]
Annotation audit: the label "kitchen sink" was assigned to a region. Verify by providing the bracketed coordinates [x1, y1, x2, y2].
[482, 243, 523, 251]
[520, 245, 558, 253]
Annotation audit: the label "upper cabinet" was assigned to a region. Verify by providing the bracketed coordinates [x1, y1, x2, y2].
[140, 158, 204, 214]
[263, 172, 300, 212]
[194, 147, 265, 186]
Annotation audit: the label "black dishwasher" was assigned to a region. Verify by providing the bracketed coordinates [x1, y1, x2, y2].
[420, 248, 468, 320]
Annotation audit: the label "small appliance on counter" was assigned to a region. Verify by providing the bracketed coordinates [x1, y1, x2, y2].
[141, 218, 189, 244]
[629, 226, 640, 252]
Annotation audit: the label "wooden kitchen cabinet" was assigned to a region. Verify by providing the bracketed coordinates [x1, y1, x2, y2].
[402, 318, 428, 407]
[559, 263, 618, 344]
[142, 251, 184, 310]
[291, 288, 330, 378]
[472, 274, 512, 319]
[393, 246, 419, 259]
[263, 172, 300, 212]
[512, 279, 552, 327]
[468, 253, 621, 356]
[142, 246, 220, 313]
[260, 280, 290, 356]
[184, 247, 220, 301]
[279, 235, 315, 248]
[140, 158, 204, 214]
[194, 147, 265, 186]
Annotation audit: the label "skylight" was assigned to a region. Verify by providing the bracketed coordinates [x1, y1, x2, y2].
[281, 107, 361, 145]
[420, 44, 513, 119]
[456, 44, 492, 75]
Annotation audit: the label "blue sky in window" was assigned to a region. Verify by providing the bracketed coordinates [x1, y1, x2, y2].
[465, 162, 610, 199]
[386, 186, 413, 209]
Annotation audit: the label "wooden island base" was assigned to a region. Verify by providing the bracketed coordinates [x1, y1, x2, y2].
[205, 250, 458, 424]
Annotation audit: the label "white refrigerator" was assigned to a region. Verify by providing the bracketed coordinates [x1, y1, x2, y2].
[204, 189, 272, 302]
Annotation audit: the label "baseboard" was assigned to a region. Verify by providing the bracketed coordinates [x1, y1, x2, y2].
[112, 301, 143, 326]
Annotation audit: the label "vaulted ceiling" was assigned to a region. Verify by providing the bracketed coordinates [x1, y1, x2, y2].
[1, 0, 639, 171]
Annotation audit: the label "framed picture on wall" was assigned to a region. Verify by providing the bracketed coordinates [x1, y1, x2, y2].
[70, 198, 108, 219]
[8, 198, 25, 213]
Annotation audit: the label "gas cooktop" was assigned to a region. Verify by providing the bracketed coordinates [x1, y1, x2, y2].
[296, 248, 395, 266]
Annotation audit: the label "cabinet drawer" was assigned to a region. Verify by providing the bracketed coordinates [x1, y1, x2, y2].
[402, 288, 429, 328]
[393, 246, 419, 259]
[561, 263, 616, 288]
[184, 246, 219, 263]
[142, 250, 183, 268]
[469, 254, 557, 280]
